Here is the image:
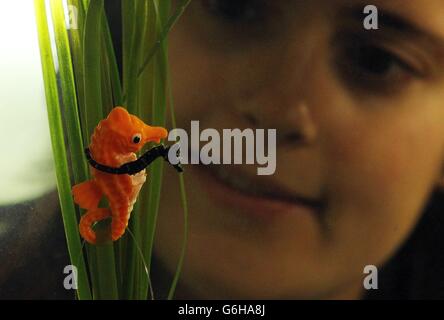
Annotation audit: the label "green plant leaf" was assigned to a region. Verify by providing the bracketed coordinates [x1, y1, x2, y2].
[165, 61, 188, 300]
[36, 0, 191, 300]
[83, 0, 119, 299]
[137, 0, 192, 78]
[83, 0, 104, 138]
[137, 0, 171, 300]
[34, 0, 91, 300]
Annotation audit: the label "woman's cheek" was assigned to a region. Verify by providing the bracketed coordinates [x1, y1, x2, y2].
[323, 106, 443, 265]
[169, 29, 242, 124]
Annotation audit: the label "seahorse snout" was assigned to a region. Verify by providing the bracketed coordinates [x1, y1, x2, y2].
[144, 125, 168, 144]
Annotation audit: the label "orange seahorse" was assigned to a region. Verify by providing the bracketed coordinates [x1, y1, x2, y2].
[72, 107, 173, 244]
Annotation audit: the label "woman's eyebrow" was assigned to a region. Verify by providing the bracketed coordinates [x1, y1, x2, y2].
[341, 6, 444, 57]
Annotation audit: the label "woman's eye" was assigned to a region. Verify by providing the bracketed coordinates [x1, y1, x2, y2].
[334, 40, 419, 95]
[349, 45, 411, 78]
[201, 0, 266, 24]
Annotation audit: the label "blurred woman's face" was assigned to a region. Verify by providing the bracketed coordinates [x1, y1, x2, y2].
[154, 0, 444, 298]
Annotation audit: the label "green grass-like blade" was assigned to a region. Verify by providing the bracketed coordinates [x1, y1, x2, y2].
[50, 0, 88, 186]
[67, 0, 87, 146]
[168, 174, 188, 299]
[121, 0, 135, 107]
[34, 0, 91, 300]
[137, 0, 192, 78]
[83, 0, 119, 299]
[65, 0, 103, 299]
[83, 0, 104, 137]
[50, 0, 104, 299]
[121, 0, 161, 300]
[100, 10, 125, 295]
[103, 17, 123, 107]
[132, 0, 158, 300]
[94, 241, 118, 299]
[120, 0, 139, 299]
[165, 63, 188, 300]
[137, 0, 170, 300]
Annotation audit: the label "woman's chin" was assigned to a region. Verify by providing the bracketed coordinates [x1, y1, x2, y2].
[175, 236, 361, 299]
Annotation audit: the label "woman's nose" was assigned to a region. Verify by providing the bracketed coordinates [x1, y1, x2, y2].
[281, 102, 318, 144]
[238, 38, 320, 146]
[241, 100, 318, 146]
[235, 23, 322, 147]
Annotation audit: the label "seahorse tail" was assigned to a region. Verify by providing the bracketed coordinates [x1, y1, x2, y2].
[79, 208, 111, 244]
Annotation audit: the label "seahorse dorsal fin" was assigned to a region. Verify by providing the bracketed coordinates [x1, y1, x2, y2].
[106, 107, 132, 136]
[107, 106, 131, 124]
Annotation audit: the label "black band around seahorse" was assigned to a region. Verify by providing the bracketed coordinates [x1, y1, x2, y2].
[85, 144, 183, 175]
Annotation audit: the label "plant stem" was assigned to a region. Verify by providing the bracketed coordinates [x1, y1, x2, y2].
[165, 62, 189, 300]
[137, 0, 192, 78]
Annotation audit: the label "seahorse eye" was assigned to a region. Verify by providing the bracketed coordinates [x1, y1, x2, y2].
[132, 133, 142, 144]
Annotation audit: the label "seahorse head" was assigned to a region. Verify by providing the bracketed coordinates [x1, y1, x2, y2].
[97, 106, 168, 154]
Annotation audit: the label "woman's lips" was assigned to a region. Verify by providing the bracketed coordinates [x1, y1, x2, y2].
[192, 163, 326, 219]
